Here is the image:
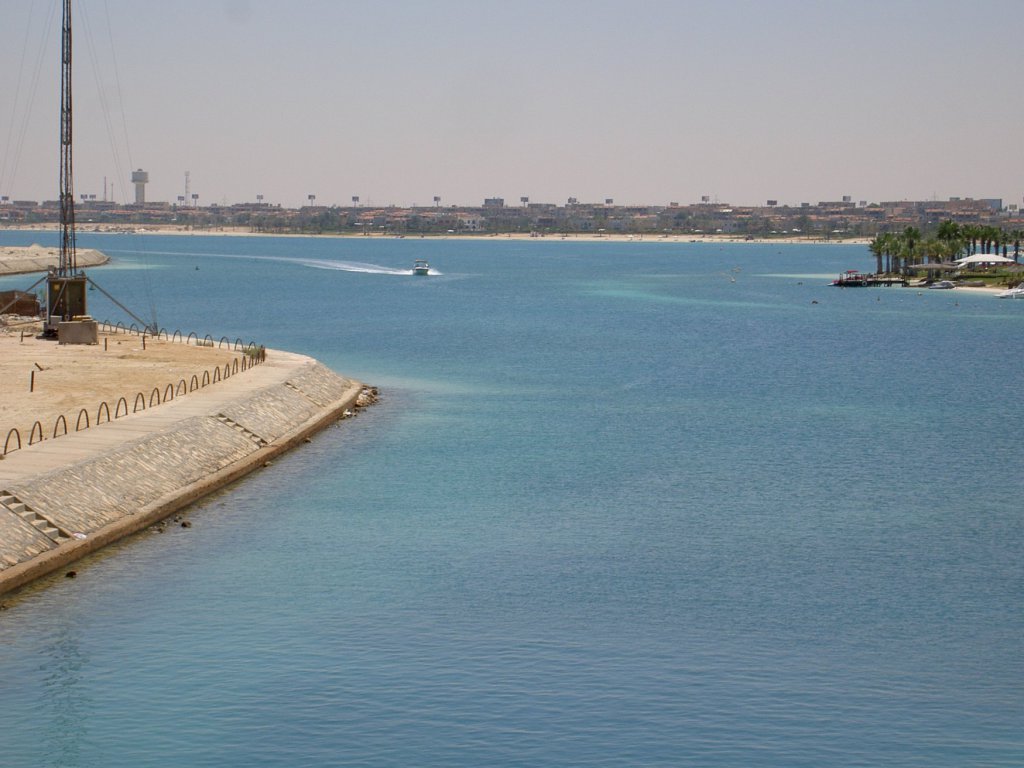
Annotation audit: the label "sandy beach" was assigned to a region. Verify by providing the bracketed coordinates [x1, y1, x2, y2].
[1, 222, 870, 246]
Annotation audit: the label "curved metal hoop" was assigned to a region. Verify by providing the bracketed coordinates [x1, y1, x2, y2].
[4, 428, 22, 455]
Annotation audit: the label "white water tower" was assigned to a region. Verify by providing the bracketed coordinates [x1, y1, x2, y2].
[131, 169, 149, 204]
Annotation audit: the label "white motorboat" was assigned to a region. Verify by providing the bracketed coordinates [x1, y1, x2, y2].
[412, 259, 430, 276]
[995, 285, 1024, 299]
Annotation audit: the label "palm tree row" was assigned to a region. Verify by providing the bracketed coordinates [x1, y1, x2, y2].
[869, 222, 1023, 274]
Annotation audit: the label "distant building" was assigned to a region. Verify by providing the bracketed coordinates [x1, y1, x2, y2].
[131, 169, 149, 205]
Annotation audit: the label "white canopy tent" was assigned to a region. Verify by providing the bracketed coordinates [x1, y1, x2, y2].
[955, 253, 1016, 267]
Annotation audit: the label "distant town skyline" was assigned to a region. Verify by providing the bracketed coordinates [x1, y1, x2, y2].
[2, 0, 1023, 209]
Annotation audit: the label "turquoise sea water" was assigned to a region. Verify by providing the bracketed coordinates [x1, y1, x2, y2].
[1, 232, 1021, 767]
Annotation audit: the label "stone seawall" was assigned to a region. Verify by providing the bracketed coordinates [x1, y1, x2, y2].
[0, 355, 367, 597]
[0, 245, 109, 275]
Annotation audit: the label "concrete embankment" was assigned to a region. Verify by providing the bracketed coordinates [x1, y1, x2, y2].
[0, 349, 369, 598]
[0, 244, 109, 275]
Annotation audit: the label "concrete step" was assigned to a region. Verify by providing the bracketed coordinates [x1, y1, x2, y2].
[2, 490, 71, 544]
[215, 413, 268, 447]
[0, 495, 21, 512]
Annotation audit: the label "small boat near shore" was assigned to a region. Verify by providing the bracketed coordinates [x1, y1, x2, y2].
[929, 280, 956, 290]
[995, 285, 1024, 299]
[412, 259, 430, 276]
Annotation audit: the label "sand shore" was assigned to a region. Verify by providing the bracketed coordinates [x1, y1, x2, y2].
[1, 222, 870, 246]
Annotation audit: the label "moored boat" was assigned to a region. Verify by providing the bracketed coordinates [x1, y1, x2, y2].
[831, 270, 867, 287]
[995, 285, 1024, 298]
[929, 280, 956, 290]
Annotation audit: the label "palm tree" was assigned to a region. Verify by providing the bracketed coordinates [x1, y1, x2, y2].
[877, 232, 897, 274]
[961, 224, 980, 255]
[937, 220, 964, 261]
[982, 225, 1001, 255]
[898, 227, 921, 273]
[868, 234, 885, 274]
[917, 238, 941, 265]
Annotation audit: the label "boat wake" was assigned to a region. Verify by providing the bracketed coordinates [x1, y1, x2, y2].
[104, 249, 440, 275]
[300, 259, 417, 275]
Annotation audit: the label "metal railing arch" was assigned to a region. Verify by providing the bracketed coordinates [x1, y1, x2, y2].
[4, 428, 21, 455]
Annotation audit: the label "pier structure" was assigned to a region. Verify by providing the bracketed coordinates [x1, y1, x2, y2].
[830, 271, 908, 287]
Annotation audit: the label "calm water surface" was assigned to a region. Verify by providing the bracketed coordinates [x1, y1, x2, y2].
[1, 232, 1021, 766]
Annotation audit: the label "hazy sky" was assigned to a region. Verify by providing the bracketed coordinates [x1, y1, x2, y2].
[3, 0, 1023, 209]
